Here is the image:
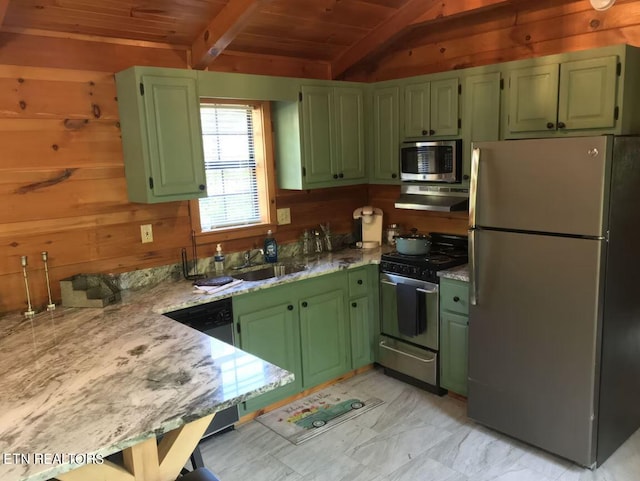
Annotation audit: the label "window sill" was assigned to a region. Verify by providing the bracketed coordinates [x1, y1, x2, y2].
[194, 223, 278, 244]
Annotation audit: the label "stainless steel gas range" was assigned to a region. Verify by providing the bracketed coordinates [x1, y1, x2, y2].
[377, 233, 468, 394]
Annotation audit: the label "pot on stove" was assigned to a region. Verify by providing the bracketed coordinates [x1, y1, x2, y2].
[395, 229, 431, 255]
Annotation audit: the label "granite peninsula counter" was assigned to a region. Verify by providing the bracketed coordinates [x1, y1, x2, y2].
[0, 293, 294, 481]
[0, 247, 464, 481]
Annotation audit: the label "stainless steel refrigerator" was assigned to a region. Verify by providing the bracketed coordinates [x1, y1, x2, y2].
[468, 135, 640, 467]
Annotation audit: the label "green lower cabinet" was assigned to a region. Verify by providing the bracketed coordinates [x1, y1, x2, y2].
[439, 277, 470, 396]
[299, 288, 349, 389]
[233, 289, 303, 415]
[349, 296, 373, 369]
[440, 310, 469, 396]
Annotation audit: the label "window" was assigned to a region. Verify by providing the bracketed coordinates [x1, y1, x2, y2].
[191, 100, 276, 239]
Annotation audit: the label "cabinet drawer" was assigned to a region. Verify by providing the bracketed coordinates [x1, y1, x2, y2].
[348, 268, 369, 298]
[440, 279, 469, 315]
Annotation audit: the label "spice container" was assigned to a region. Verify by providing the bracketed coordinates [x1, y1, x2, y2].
[385, 224, 400, 245]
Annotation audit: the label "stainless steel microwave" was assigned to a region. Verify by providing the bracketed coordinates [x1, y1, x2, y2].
[400, 139, 462, 183]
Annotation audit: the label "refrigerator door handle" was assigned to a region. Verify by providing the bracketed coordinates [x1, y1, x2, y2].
[470, 229, 478, 306]
[469, 147, 480, 229]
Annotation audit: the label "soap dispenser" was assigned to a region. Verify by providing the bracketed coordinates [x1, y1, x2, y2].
[214, 244, 225, 274]
[264, 230, 278, 263]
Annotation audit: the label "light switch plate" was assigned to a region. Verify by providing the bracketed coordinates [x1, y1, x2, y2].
[140, 224, 153, 243]
[277, 208, 291, 225]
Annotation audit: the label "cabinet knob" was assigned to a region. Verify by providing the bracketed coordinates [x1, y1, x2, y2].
[357, 279, 363, 285]
[421, 129, 428, 136]
[546, 122, 555, 129]
[391, 173, 397, 179]
[199, 184, 206, 190]
[301, 301, 308, 308]
[429, 129, 435, 135]
[558, 121, 566, 129]
[351, 302, 357, 308]
[453, 296, 460, 302]
[338, 173, 344, 179]
[333, 174, 339, 179]
[287, 305, 293, 310]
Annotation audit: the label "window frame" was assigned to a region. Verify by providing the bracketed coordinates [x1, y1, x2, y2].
[190, 99, 277, 242]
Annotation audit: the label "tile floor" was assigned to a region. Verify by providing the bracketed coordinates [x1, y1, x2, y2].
[199, 368, 640, 481]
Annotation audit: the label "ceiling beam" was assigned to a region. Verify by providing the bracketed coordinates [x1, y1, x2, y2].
[409, 0, 512, 26]
[191, 0, 268, 70]
[0, 0, 10, 27]
[331, 0, 512, 79]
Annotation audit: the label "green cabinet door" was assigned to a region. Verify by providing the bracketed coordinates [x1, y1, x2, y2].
[372, 86, 400, 183]
[440, 310, 469, 396]
[507, 64, 560, 133]
[234, 295, 302, 414]
[301, 85, 334, 185]
[558, 56, 618, 131]
[462, 72, 501, 180]
[115, 68, 207, 203]
[404, 82, 430, 138]
[334, 87, 366, 181]
[299, 289, 349, 388]
[430, 78, 459, 137]
[349, 296, 373, 369]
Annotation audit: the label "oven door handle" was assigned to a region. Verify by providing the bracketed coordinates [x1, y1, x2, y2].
[380, 279, 397, 286]
[379, 340, 435, 363]
[416, 287, 437, 294]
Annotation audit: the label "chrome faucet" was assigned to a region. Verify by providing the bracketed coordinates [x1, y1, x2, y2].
[242, 248, 264, 267]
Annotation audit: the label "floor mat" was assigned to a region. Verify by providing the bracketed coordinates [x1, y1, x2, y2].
[255, 384, 383, 445]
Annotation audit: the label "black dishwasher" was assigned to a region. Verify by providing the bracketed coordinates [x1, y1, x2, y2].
[164, 297, 239, 437]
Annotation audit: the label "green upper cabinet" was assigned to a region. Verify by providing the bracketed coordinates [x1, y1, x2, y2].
[403, 77, 459, 139]
[507, 64, 559, 133]
[333, 87, 366, 181]
[558, 56, 618, 130]
[504, 54, 626, 138]
[274, 84, 366, 190]
[461, 71, 501, 182]
[115, 67, 207, 203]
[370, 85, 401, 184]
[301, 85, 335, 184]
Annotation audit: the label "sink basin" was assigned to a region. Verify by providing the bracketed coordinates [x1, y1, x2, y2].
[232, 264, 307, 282]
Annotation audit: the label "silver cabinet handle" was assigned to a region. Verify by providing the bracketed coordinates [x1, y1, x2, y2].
[380, 279, 397, 286]
[470, 229, 478, 306]
[379, 340, 435, 363]
[469, 147, 480, 229]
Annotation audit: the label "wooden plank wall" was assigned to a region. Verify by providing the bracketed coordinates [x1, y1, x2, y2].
[344, 0, 640, 81]
[0, 33, 349, 315]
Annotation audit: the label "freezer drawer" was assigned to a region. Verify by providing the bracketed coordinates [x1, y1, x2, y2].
[472, 136, 612, 236]
[378, 335, 438, 386]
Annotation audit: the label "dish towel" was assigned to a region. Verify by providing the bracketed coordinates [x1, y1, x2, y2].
[396, 283, 419, 336]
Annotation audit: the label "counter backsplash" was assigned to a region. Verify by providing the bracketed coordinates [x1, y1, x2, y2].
[105, 234, 353, 291]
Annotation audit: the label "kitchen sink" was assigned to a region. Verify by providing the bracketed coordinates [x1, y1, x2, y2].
[232, 264, 307, 282]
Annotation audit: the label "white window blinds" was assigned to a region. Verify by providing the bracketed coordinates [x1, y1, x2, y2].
[198, 103, 261, 231]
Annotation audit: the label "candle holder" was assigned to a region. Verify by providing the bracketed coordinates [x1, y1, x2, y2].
[42, 251, 55, 311]
[21, 256, 35, 318]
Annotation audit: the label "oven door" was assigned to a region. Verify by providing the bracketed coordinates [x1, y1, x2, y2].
[379, 273, 439, 350]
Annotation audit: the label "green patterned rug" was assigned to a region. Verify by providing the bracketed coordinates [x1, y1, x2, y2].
[255, 385, 383, 445]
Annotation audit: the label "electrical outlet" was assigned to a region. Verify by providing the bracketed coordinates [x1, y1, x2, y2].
[277, 208, 291, 225]
[140, 224, 153, 243]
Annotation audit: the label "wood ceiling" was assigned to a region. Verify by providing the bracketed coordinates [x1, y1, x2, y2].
[0, 0, 620, 78]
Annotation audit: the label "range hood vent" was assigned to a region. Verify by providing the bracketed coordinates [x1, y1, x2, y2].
[395, 185, 469, 212]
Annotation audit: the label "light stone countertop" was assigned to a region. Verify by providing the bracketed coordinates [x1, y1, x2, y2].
[0, 246, 466, 481]
[438, 263, 469, 282]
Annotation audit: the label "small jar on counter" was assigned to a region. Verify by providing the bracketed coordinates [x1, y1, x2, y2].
[385, 224, 400, 246]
